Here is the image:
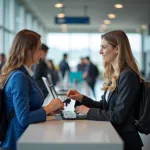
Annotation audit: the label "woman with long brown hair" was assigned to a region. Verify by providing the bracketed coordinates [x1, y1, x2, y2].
[0, 29, 64, 150]
[67, 30, 143, 150]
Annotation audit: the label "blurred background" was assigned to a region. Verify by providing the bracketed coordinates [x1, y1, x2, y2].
[0, 0, 150, 80]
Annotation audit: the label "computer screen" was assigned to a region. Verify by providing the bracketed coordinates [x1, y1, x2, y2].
[42, 77, 58, 98]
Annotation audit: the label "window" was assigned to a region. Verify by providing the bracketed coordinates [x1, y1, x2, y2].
[0, 29, 3, 53]
[47, 33, 142, 71]
[33, 19, 39, 32]
[25, 13, 33, 30]
[0, 0, 4, 26]
[127, 33, 142, 69]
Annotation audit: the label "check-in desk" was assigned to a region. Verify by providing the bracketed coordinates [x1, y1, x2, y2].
[17, 82, 123, 150]
[17, 119, 123, 150]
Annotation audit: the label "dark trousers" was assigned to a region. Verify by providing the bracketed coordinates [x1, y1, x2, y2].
[87, 81, 96, 98]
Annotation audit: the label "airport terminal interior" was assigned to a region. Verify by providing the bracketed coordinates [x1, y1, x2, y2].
[0, 0, 150, 150]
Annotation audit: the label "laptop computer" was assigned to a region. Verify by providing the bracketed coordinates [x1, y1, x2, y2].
[42, 77, 87, 120]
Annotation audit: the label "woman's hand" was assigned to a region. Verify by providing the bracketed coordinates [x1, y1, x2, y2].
[44, 98, 64, 115]
[75, 105, 90, 115]
[67, 89, 83, 102]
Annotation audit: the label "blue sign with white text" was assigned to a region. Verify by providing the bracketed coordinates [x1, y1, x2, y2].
[55, 16, 90, 24]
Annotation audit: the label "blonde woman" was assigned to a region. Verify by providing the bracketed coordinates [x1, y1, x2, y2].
[0, 29, 64, 150]
[67, 30, 143, 150]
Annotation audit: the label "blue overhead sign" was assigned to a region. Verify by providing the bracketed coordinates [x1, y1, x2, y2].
[55, 16, 90, 24]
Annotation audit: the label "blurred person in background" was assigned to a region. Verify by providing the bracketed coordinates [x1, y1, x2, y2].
[34, 43, 49, 98]
[83, 56, 99, 97]
[77, 57, 86, 73]
[0, 53, 6, 73]
[59, 53, 70, 78]
[47, 59, 59, 86]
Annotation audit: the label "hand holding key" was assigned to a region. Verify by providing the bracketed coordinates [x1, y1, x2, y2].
[63, 97, 71, 106]
[67, 89, 83, 102]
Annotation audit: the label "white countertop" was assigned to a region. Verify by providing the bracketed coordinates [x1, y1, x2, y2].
[17, 120, 123, 150]
[17, 83, 123, 150]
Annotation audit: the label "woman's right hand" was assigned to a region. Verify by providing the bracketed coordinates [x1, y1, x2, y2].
[67, 89, 83, 102]
[44, 98, 64, 115]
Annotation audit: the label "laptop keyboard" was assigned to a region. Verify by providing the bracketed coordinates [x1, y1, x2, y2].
[62, 110, 77, 119]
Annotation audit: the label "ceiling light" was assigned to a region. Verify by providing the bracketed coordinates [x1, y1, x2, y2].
[101, 24, 107, 29]
[98, 28, 105, 33]
[55, 3, 63, 8]
[62, 28, 68, 32]
[115, 4, 123, 8]
[108, 14, 116, 19]
[141, 25, 147, 30]
[104, 20, 111, 24]
[61, 24, 67, 28]
[57, 13, 65, 18]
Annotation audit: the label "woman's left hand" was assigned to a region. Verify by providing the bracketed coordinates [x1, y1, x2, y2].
[75, 105, 90, 115]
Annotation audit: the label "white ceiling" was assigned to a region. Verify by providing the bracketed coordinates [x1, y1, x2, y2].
[21, 0, 150, 33]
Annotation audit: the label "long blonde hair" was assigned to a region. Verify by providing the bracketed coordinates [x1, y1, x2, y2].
[101, 30, 142, 92]
[0, 29, 41, 87]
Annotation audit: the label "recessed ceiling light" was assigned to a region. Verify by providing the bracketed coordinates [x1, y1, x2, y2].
[141, 25, 147, 30]
[108, 14, 116, 19]
[98, 28, 105, 33]
[61, 24, 67, 28]
[104, 20, 111, 24]
[57, 13, 65, 18]
[55, 3, 63, 8]
[62, 28, 68, 32]
[101, 24, 107, 29]
[115, 4, 123, 8]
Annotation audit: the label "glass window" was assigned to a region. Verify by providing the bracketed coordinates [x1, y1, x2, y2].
[70, 33, 89, 67]
[20, 6, 25, 30]
[4, 31, 9, 54]
[90, 33, 102, 68]
[33, 19, 39, 32]
[4, 0, 9, 29]
[15, 2, 25, 32]
[9, 0, 15, 31]
[0, 29, 4, 53]
[4, 0, 15, 30]
[127, 33, 142, 69]
[9, 33, 14, 48]
[40, 27, 46, 42]
[25, 13, 32, 30]
[47, 33, 142, 70]
[47, 33, 69, 64]
[0, 0, 4, 26]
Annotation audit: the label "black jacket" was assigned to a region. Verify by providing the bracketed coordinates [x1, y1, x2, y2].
[59, 60, 70, 78]
[34, 60, 49, 98]
[81, 67, 143, 149]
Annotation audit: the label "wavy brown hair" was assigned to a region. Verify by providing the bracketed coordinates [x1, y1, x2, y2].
[0, 29, 41, 87]
[101, 30, 142, 92]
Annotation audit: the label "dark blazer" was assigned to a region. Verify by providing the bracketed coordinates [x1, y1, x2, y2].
[84, 62, 97, 84]
[59, 60, 70, 78]
[81, 67, 143, 149]
[34, 60, 49, 98]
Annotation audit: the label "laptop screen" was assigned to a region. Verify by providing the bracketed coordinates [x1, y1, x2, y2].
[42, 77, 58, 98]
